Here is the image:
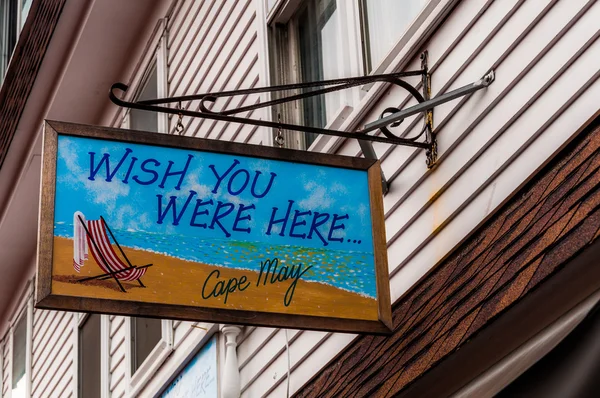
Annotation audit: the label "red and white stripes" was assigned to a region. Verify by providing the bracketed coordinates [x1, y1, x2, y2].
[85, 218, 146, 282]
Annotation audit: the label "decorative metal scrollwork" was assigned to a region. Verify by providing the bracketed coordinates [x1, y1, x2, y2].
[109, 51, 494, 175]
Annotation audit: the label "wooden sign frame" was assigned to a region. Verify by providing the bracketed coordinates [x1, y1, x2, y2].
[36, 120, 392, 334]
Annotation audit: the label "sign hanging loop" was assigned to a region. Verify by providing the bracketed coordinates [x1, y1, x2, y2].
[275, 113, 285, 148]
[175, 101, 185, 135]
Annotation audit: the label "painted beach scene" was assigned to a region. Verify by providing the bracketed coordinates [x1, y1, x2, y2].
[51, 135, 380, 321]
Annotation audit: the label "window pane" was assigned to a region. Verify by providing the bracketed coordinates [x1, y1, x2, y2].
[12, 312, 26, 398]
[266, 0, 279, 13]
[362, 0, 422, 71]
[297, 0, 340, 145]
[130, 64, 159, 133]
[131, 317, 162, 374]
[21, 0, 32, 28]
[0, 0, 18, 83]
[79, 315, 101, 398]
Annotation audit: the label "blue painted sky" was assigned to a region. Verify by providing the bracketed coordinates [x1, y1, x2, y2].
[54, 135, 374, 252]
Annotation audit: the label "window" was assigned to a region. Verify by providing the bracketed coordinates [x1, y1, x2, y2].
[130, 317, 162, 374]
[8, 288, 32, 398]
[126, 317, 172, 396]
[78, 314, 101, 398]
[0, 0, 32, 83]
[297, 0, 341, 135]
[130, 63, 160, 133]
[359, 0, 425, 73]
[0, 0, 18, 81]
[269, 0, 355, 149]
[267, 0, 427, 149]
[11, 312, 26, 398]
[124, 18, 167, 135]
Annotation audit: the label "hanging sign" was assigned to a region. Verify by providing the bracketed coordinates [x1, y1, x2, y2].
[36, 121, 392, 334]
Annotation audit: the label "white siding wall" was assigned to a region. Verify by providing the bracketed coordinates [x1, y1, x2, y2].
[31, 309, 75, 398]
[109, 316, 127, 398]
[235, 0, 600, 396]
[166, 0, 263, 144]
[2, 334, 9, 397]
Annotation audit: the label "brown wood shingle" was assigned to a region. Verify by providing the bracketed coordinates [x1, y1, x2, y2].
[296, 113, 600, 397]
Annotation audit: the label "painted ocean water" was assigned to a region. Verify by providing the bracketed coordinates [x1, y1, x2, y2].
[54, 223, 377, 298]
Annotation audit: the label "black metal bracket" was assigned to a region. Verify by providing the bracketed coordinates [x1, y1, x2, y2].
[109, 51, 494, 190]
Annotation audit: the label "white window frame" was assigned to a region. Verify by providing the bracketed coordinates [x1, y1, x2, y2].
[125, 317, 173, 397]
[265, 0, 361, 150]
[1, 0, 33, 81]
[72, 313, 110, 398]
[16, 0, 31, 29]
[260, 0, 455, 153]
[112, 18, 168, 133]
[5, 281, 33, 398]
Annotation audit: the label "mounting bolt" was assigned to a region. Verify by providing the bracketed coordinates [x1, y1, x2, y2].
[483, 70, 495, 86]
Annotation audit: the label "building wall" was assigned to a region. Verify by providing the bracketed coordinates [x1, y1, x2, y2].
[1, 0, 598, 397]
[165, 0, 264, 143]
[31, 309, 75, 398]
[109, 316, 127, 398]
[230, 0, 600, 396]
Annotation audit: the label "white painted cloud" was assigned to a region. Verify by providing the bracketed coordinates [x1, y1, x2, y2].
[59, 139, 130, 213]
[298, 185, 333, 211]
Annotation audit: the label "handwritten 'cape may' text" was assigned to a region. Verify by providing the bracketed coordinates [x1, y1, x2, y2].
[201, 258, 312, 306]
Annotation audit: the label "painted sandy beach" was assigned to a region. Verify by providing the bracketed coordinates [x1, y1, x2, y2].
[51, 237, 379, 321]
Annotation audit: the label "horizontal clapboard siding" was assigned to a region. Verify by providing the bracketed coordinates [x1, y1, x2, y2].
[109, 316, 127, 398]
[235, 0, 600, 396]
[167, 0, 263, 143]
[2, 335, 9, 397]
[31, 309, 74, 398]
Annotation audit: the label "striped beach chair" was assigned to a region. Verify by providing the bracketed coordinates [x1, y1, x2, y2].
[74, 212, 152, 292]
